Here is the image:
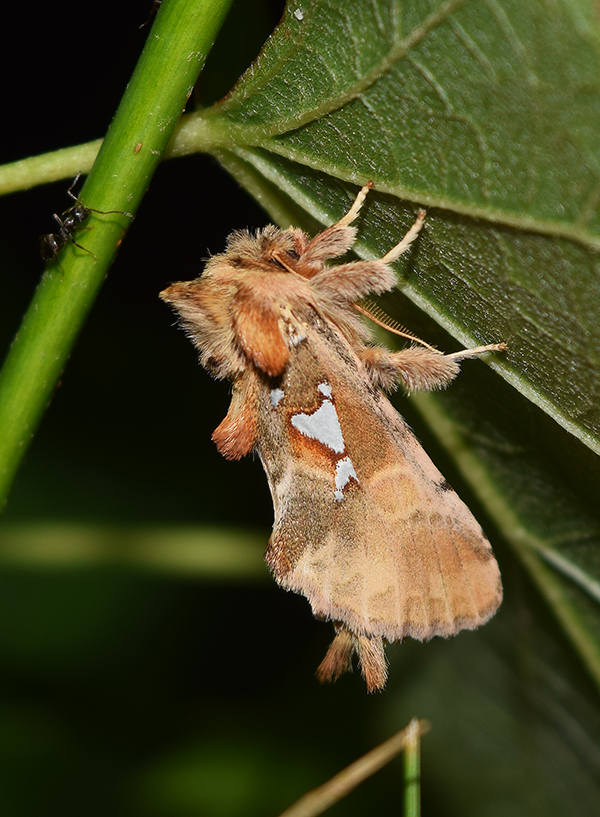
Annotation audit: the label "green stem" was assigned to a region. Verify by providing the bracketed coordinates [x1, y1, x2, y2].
[277, 721, 428, 817]
[403, 719, 422, 817]
[0, 0, 235, 509]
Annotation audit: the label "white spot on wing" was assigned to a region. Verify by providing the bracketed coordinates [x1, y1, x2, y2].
[291, 400, 345, 452]
[291, 382, 344, 452]
[291, 381, 359, 502]
[270, 388, 284, 408]
[334, 456, 359, 502]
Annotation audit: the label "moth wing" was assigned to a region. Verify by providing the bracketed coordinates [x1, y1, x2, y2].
[232, 286, 289, 376]
[282, 463, 502, 642]
[259, 330, 501, 643]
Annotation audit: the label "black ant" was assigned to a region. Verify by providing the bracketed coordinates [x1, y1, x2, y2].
[40, 174, 133, 269]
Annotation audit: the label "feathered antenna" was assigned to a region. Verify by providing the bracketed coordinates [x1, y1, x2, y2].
[355, 299, 439, 352]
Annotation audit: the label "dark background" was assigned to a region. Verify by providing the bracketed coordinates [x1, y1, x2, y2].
[2, 1, 283, 531]
[1, 2, 599, 816]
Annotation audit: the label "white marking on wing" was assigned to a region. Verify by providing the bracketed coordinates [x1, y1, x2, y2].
[334, 456, 359, 502]
[291, 389, 345, 453]
[270, 388, 284, 408]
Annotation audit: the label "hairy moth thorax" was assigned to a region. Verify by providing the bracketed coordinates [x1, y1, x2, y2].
[161, 183, 505, 693]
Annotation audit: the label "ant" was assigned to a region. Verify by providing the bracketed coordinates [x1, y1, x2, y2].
[40, 173, 133, 269]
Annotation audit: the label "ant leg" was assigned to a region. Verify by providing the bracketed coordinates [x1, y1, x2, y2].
[66, 173, 83, 202]
[69, 237, 97, 260]
[64, 173, 133, 217]
[87, 207, 134, 218]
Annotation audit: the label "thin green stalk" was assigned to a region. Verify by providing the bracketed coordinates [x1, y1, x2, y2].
[403, 718, 422, 817]
[0, 0, 235, 508]
[278, 720, 429, 817]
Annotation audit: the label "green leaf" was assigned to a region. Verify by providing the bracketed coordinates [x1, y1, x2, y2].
[180, 0, 600, 690]
[176, 0, 600, 454]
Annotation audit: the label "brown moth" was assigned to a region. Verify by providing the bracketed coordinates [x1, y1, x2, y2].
[160, 183, 504, 692]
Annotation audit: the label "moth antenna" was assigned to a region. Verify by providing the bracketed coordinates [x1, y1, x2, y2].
[355, 299, 439, 352]
[334, 181, 374, 228]
[381, 208, 427, 264]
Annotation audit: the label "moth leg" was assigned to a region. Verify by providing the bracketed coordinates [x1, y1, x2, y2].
[355, 634, 388, 693]
[446, 342, 508, 362]
[361, 343, 506, 392]
[312, 205, 428, 299]
[334, 180, 374, 228]
[303, 182, 375, 263]
[316, 626, 388, 693]
[212, 374, 258, 460]
[380, 208, 427, 264]
[233, 286, 290, 377]
[311, 258, 396, 302]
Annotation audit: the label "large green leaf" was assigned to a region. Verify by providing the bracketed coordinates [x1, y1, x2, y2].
[4, 0, 595, 690]
[173, 0, 600, 454]
[182, 0, 600, 685]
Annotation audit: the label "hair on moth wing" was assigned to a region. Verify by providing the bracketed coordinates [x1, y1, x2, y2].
[160, 182, 506, 692]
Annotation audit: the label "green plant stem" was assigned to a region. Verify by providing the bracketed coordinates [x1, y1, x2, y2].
[403, 719, 422, 817]
[0, 0, 235, 509]
[0, 141, 103, 195]
[278, 721, 428, 817]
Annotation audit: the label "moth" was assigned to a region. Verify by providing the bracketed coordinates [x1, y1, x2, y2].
[160, 183, 504, 692]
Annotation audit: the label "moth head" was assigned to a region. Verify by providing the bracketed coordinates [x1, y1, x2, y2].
[160, 277, 247, 379]
[202, 225, 310, 277]
[160, 277, 215, 317]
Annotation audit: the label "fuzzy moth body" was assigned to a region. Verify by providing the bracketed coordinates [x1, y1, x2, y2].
[161, 184, 504, 692]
